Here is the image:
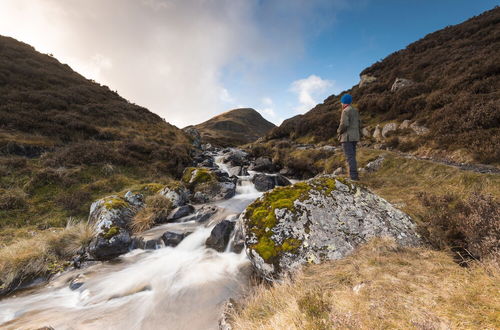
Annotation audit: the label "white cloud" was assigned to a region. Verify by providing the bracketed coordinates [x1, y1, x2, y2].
[261, 97, 273, 106]
[290, 75, 335, 113]
[0, 0, 345, 127]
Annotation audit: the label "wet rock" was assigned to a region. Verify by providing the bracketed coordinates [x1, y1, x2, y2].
[391, 78, 414, 92]
[192, 191, 210, 204]
[88, 228, 132, 260]
[144, 239, 161, 250]
[230, 217, 246, 254]
[243, 175, 421, 280]
[252, 173, 276, 192]
[161, 231, 187, 247]
[199, 158, 215, 168]
[279, 167, 296, 178]
[167, 204, 195, 221]
[250, 157, 276, 173]
[182, 205, 219, 223]
[206, 220, 236, 252]
[159, 185, 190, 208]
[365, 155, 386, 172]
[130, 237, 145, 250]
[227, 166, 245, 177]
[382, 123, 398, 138]
[275, 174, 291, 187]
[124, 191, 144, 207]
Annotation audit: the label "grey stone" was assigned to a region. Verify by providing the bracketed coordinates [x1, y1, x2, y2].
[365, 155, 386, 172]
[252, 173, 275, 192]
[382, 123, 398, 138]
[399, 120, 412, 130]
[183, 126, 202, 148]
[359, 74, 377, 87]
[410, 122, 430, 136]
[124, 191, 144, 207]
[372, 125, 382, 140]
[182, 205, 219, 223]
[88, 229, 132, 261]
[242, 175, 421, 280]
[250, 157, 276, 173]
[362, 127, 372, 138]
[144, 239, 161, 250]
[275, 174, 291, 187]
[161, 231, 187, 247]
[391, 78, 414, 92]
[159, 186, 190, 208]
[167, 204, 195, 221]
[205, 220, 236, 252]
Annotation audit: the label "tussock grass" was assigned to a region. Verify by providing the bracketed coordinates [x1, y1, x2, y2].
[231, 238, 500, 329]
[131, 194, 172, 234]
[0, 220, 94, 292]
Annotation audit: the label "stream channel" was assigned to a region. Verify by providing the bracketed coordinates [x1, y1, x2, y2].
[0, 151, 265, 330]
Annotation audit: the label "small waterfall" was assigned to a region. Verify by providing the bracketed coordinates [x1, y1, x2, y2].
[0, 150, 262, 330]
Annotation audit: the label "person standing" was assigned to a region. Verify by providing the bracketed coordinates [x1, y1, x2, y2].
[337, 94, 360, 181]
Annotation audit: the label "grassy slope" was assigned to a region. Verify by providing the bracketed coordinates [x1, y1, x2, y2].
[194, 108, 276, 147]
[0, 35, 192, 244]
[267, 7, 500, 165]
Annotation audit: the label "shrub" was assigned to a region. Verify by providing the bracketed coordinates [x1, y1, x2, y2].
[418, 192, 500, 262]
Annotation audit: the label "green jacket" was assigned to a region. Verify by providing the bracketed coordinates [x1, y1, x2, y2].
[337, 105, 361, 142]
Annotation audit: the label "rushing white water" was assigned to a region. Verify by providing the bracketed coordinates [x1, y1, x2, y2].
[0, 152, 262, 330]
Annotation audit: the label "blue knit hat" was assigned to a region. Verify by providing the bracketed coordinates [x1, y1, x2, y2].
[341, 94, 352, 104]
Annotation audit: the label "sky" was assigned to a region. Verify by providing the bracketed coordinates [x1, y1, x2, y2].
[0, 0, 497, 127]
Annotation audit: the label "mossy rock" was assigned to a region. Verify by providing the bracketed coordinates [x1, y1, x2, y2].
[103, 196, 129, 210]
[182, 167, 217, 187]
[243, 175, 420, 280]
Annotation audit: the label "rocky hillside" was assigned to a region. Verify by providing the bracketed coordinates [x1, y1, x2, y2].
[268, 7, 499, 165]
[0, 35, 192, 243]
[192, 108, 276, 147]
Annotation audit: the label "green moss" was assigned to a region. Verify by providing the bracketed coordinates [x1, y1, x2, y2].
[102, 225, 120, 239]
[182, 167, 216, 186]
[103, 196, 129, 210]
[245, 182, 314, 262]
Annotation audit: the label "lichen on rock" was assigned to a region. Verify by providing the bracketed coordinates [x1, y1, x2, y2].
[242, 175, 420, 280]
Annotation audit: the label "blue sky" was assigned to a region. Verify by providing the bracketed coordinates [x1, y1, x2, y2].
[0, 0, 498, 127]
[220, 0, 499, 124]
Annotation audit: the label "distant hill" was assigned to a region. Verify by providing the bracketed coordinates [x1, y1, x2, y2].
[0, 35, 192, 240]
[268, 7, 499, 165]
[193, 108, 276, 147]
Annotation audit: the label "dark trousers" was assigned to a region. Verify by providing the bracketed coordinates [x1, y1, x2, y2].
[342, 142, 359, 180]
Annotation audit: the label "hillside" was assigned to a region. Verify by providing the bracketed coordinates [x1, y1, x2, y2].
[192, 108, 276, 147]
[267, 7, 500, 165]
[0, 35, 192, 243]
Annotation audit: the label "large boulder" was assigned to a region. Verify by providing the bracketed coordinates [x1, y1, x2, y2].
[242, 176, 421, 280]
[182, 167, 236, 202]
[166, 204, 195, 222]
[205, 220, 236, 252]
[87, 196, 137, 260]
[161, 231, 188, 247]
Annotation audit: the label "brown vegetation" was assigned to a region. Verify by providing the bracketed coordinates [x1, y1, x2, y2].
[0, 221, 94, 292]
[267, 7, 500, 165]
[230, 238, 500, 329]
[131, 194, 172, 233]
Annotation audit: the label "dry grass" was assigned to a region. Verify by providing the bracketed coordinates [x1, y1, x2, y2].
[0, 220, 94, 292]
[230, 238, 500, 330]
[0, 187, 28, 210]
[130, 194, 172, 234]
